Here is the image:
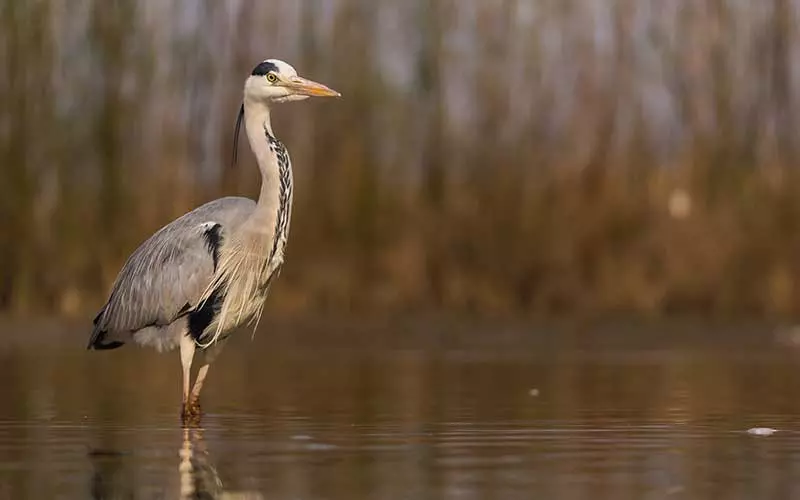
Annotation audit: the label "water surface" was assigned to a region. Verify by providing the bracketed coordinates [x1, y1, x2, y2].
[1, 317, 799, 499]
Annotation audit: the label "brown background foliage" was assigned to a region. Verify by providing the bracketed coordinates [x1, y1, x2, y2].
[3, 0, 800, 320]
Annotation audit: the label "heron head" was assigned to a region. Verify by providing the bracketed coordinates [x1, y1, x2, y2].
[232, 59, 340, 166]
[244, 59, 340, 104]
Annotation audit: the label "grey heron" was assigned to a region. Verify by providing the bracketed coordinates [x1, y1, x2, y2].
[87, 59, 340, 420]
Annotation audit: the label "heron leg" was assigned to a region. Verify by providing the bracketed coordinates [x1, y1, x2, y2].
[179, 334, 197, 418]
[188, 337, 228, 410]
[187, 365, 210, 416]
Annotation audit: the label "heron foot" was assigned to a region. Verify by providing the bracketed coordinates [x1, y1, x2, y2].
[181, 398, 202, 424]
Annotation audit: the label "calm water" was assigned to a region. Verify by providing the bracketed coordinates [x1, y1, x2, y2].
[1, 317, 800, 499]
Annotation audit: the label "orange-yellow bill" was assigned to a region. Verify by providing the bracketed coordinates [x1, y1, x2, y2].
[288, 76, 341, 97]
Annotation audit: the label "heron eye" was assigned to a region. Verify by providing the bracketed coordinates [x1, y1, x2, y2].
[266, 73, 278, 83]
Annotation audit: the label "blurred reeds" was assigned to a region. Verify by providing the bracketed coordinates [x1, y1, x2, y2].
[3, 0, 800, 320]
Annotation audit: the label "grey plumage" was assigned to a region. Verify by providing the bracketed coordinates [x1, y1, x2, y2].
[88, 196, 255, 352]
[85, 58, 340, 420]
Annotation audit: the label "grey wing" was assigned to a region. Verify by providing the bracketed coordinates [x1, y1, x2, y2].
[88, 197, 255, 349]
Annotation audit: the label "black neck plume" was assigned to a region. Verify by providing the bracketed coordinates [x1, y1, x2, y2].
[231, 102, 245, 168]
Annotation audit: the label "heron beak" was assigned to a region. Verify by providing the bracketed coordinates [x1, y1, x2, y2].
[287, 76, 341, 97]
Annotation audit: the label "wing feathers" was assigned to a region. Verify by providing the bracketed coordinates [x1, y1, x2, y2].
[89, 197, 255, 346]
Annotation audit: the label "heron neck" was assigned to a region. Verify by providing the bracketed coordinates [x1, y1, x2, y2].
[243, 98, 283, 224]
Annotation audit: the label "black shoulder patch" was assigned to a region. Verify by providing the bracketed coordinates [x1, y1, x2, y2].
[202, 223, 223, 270]
[187, 288, 223, 342]
[251, 61, 278, 76]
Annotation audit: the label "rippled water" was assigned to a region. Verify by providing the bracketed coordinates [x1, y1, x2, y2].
[1, 317, 800, 499]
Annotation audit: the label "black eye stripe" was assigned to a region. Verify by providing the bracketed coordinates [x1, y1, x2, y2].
[251, 61, 278, 76]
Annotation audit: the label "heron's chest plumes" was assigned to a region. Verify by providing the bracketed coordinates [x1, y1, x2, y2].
[266, 132, 293, 269]
[198, 133, 294, 342]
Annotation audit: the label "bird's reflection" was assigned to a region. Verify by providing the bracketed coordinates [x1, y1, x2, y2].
[88, 423, 263, 499]
[179, 425, 226, 499]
